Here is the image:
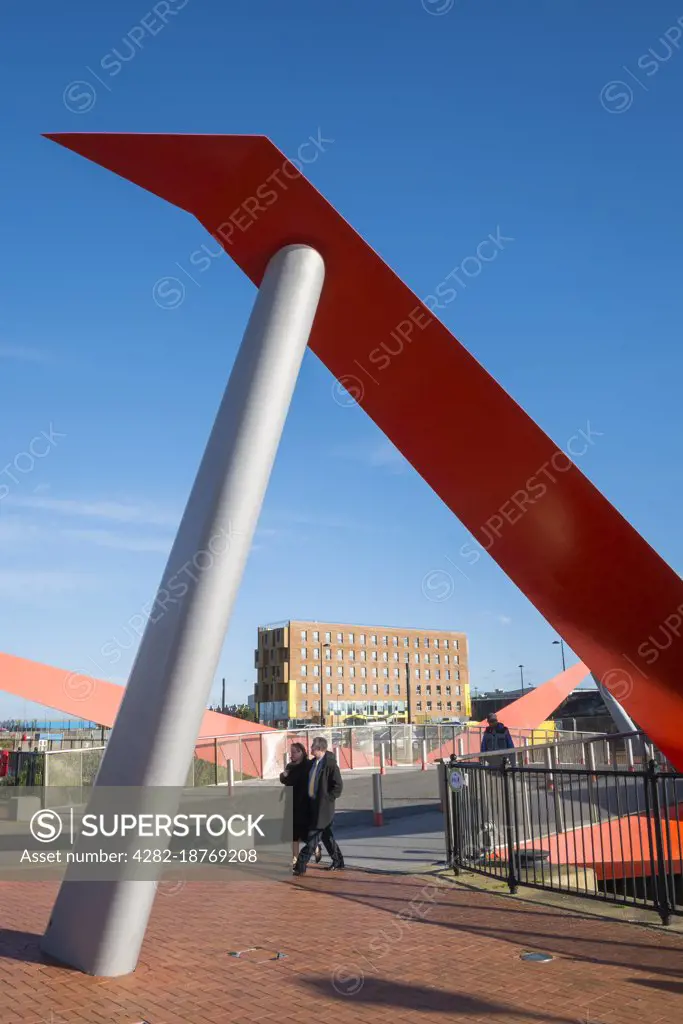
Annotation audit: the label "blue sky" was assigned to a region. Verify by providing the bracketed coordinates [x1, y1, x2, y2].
[1, 0, 682, 718]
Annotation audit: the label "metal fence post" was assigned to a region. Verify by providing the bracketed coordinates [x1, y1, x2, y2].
[379, 743, 386, 775]
[549, 747, 565, 834]
[421, 739, 428, 771]
[214, 738, 219, 786]
[501, 758, 518, 894]
[626, 737, 634, 772]
[647, 760, 672, 925]
[587, 743, 598, 824]
[227, 758, 235, 795]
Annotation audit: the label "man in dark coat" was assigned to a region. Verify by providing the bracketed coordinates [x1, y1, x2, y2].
[293, 736, 344, 875]
[480, 713, 514, 756]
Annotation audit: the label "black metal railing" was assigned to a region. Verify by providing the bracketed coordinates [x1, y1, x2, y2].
[441, 755, 683, 924]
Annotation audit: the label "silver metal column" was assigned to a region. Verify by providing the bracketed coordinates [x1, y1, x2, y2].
[41, 244, 325, 977]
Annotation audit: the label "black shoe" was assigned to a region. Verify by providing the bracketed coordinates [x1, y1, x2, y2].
[293, 865, 306, 876]
[314, 845, 322, 864]
[326, 862, 344, 871]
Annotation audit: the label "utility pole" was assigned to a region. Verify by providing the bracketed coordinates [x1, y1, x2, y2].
[518, 664, 525, 693]
[221, 678, 226, 713]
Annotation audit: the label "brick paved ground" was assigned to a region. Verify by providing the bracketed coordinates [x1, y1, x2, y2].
[0, 869, 682, 1023]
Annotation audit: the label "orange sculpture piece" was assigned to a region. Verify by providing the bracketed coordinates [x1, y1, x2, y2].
[43, 133, 683, 769]
[0, 651, 267, 739]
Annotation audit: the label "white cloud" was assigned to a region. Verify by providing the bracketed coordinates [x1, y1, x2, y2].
[6, 495, 179, 527]
[60, 529, 172, 553]
[0, 570, 95, 601]
[332, 438, 408, 475]
[0, 344, 48, 363]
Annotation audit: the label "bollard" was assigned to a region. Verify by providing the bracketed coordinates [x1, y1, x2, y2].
[457, 736, 464, 758]
[544, 747, 554, 791]
[379, 743, 386, 776]
[372, 773, 384, 826]
[227, 758, 235, 796]
[421, 739, 428, 771]
[334, 745, 342, 770]
[604, 738, 611, 767]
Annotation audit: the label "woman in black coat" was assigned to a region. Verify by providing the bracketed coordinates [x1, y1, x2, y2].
[279, 742, 321, 867]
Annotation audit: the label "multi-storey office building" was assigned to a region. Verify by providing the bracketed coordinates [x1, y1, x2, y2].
[254, 620, 470, 726]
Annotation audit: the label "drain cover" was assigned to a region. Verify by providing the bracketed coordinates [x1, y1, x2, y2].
[520, 951, 553, 962]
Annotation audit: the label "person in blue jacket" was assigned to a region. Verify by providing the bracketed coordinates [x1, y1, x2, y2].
[480, 713, 514, 755]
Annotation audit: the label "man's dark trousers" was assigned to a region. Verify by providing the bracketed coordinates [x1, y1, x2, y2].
[297, 824, 344, 869]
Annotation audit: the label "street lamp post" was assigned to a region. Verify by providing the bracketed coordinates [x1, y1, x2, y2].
[320, 641, 331, 726]
[552, 638, 566, 672]
[405, 656, 412, 724]
[518, 664, 525, 693]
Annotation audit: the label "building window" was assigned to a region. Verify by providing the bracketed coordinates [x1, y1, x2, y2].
[382, 668, 389, 677]
[437, 701, 442, 711]
[426, 684, 432, 695]
[349, 650, 355, 661]
[361, 683, 368, 694]
[453, 639, 459, 649]
[300, 648, 307, 659]
[414, 653, 420, 664]
[454, 670, 460, 680]
[443, 639, 449, 648]
[394, 684, 400, 694]
[349, 666, 356, 678]
[350, 683, 356, 695]
[301, 682, 307, 693]
[414, 637, 420, 647]
[337, 666, 343, 676]
[358, 650, 366, 662]
[426, 701, 432, 711]
[434, 654, 440, 664]
[455, 685, 461, 695]
[445, 670, 451, 680]
[361, 666, 367, 678]
[415, 668, 421, 680]
[312, 682, 320, 693]
[336, 631, 343, 642]
[371, 667, 378, 678]
[434, 638, 439, 648]
[325, 648, 331, 660]
[424, 654, 430, 664]
[424, 638, 430, 648]
[456, 701, 462, 711]
[392, 636, 398, 646]
[445, 685, 451, 696]
[393, 668, 399, 678]
[337, 648, 343, 660]
[453, 654, 459, 664]
[325, 631, 331, 642]
[435, 669, 441, 680]
[371, 634, 377, 644]
[447, 701, 452, 711]
[325, 666, 332, 677]
[382, 635, 388, 645]
[436, 684, 441, 695]
[403, 637, 409, 647]
[325, 683, 332, 693]
[360, 634, 366, 645]
[393, 652, 399, 661]
[444, 654, 450, 665]
[275, 629, 282, 644]
[372, 683, 379, 694]
[301, 700, 308, 712]
[313, 700, 320, 711]
[382, 651, 388, 662]
[425, 669, 430, 680]
[313, 630, 319, 642]
[384, 684, 390, 695]
[416, 701, 422, 711]
[372, 651, 378, 661]
[300, 630, 307, 641]
[416, 684, 422, 695]
[313, 665, 320, 677]
[337, 682, 344, 694]
[300, 665, 307, 677]
[313, 647, 320, 660]
[348, 632, 354, 644]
